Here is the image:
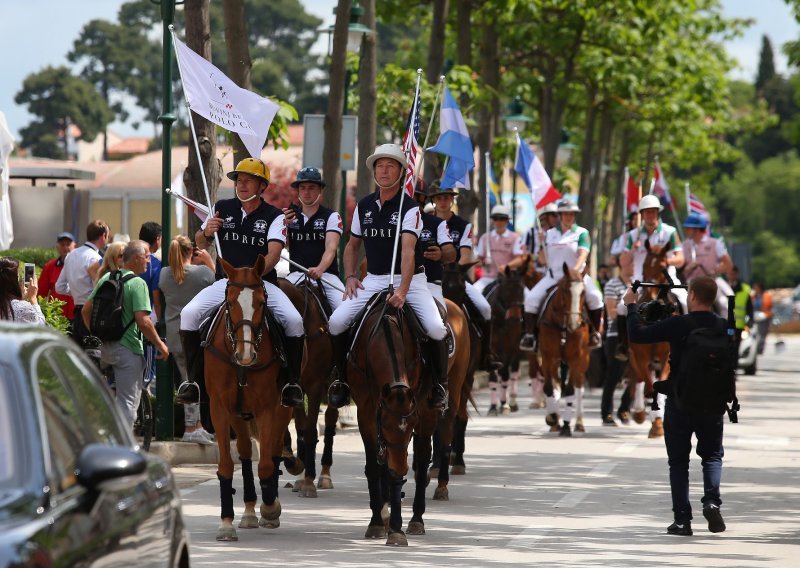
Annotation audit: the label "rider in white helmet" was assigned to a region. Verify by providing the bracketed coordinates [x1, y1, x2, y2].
[474, 204, 527, 294]
[519, 198, 604, 351]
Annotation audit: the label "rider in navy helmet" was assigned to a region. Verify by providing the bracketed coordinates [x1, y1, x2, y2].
[683, 212, 708, 230]
[291, 166, 326, 189]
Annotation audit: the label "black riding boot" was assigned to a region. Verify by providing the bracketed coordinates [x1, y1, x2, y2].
[589, 308, 603, 349]
[429, 338, 449, 411]
[615, 315, 629, 361]
[281, 336, 306, 408]
[478, 319, 503, 371]
[177, 330, 203, 404]
[519, 313, 538, 352]
[327, 333, 351, 408]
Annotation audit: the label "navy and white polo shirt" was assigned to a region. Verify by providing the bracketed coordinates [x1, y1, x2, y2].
[287, 205, 343, 276]
[443, 213, 472, 262]
[415, 212, 453, 283]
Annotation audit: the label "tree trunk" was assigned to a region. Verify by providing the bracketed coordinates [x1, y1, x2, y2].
[185, 0, 222, 239]
[592, 105, 614, 262]
[322, 0, 351, 211]
[456, 0, 471, 67]
[222, 0, 252, 164]
[356, 0, 377, 202]
[577, 89, 598, 230]
[427, 0, 449, 84]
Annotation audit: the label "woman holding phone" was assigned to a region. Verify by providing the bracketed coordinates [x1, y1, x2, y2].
[0, 257, 46, 325]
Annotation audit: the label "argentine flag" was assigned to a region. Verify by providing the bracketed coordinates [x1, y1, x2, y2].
[427, 86, 475, 190]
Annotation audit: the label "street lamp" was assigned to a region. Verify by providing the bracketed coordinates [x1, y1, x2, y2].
[503, 97, 533, 230]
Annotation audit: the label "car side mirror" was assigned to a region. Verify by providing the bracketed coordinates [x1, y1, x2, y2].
[75, 443, 147, 490]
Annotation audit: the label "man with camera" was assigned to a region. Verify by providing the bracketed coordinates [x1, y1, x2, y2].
[624, 276, 733, 536]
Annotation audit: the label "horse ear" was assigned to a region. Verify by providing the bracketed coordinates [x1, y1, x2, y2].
[255, 254, 267, 277]
[644, 239, 651, 252]
[504, 265, 512, 277]
[562, 261, 569, 276]
[462, 260, 479, 272]
[220, 257, 235, 278]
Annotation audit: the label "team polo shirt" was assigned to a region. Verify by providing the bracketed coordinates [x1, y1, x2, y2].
[88, 269, 151, 355]
[204, 197, 286, 284]
[625, 221, 681, 281]
[287, 205, 343, 276]
[545, 223, 590, 278]
[682, 234, 728, 281]
[442, 213, 472, 262]
[415, 212, 453, 283]
[475, 229, 524, 279]
[351, 189, 421, 275]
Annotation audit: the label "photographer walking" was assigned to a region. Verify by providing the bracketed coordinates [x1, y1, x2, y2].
[624, 276, 733, 536]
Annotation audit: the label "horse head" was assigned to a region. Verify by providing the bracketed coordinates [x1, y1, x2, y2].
[522, 253, 541, 289]
[378, 379, 418, 475]
[442, 261, 475, 306]
[494, 264, 525, 317]
[558, 262, 586, 333]
[220, 255, 268, 367]
[642, 240, 669, 299]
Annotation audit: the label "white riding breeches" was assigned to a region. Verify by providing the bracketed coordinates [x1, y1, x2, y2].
[427, 282, 447, 312]
[180, 278, 305, 337]
[328, 272, 447, 340]
[465, 281, 492, 320]
[286, 271, 344, 311]
[473, 276, 495, 295]
[524, 273, 603, 314]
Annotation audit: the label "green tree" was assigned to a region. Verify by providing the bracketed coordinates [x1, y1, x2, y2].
[755, 35, 776, 96]
[14, 66, 113, 159]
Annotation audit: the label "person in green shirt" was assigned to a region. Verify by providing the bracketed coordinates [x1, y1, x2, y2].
[82, 240, 169, 429]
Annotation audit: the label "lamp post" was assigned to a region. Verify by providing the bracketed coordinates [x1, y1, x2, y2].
[503, 96, 532, 230]
[153, 0, 183, 441]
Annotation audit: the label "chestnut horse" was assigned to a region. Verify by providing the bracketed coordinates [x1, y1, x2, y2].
[627, 242, 679, 438]
[279, 277, 339, 497]
[205, 256, 294, 541]
[538, 263, 591, 437]
[522, 256, 545, 409]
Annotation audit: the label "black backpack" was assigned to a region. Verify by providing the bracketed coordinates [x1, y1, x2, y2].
[673, 317, 737, 415]
[90, 271, 138, 341]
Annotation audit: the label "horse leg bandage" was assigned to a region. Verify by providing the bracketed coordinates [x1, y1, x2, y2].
[321, 425, 336, 467]
[490, 383, 499, 405]
[562, 394, 576, 423]
[546, 394, 559, 415]
[218, 474, 236, 520]
[240, 458, 257, 503]
[575, 387, 585, 420]
[259, 457, 282, 506]
[531, 377, 544, 402]
[650, 393, 666, 420]
[510, 373, 520, 397]
[634, 381, 645, 412]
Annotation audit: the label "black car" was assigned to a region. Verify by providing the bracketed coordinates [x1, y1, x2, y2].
[0, 323, 189, 567]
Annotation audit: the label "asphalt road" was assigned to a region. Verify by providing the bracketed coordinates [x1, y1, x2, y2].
[174, 335, 800, 567]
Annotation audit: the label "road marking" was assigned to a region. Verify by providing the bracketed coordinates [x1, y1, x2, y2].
[554, 490, 588, 508]
[588, 461, 616, 478]
[615, 442, 639, 454]
[180, 489, 196, 497]
[732, 436, 790, 447]
[509, 524, 553, 549]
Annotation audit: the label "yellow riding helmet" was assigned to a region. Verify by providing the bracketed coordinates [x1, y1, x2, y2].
[227, 158, 271, 186]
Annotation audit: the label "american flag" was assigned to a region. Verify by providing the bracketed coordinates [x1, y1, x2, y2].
[688, 192, 709, 220]
[402, 85, 421, 198]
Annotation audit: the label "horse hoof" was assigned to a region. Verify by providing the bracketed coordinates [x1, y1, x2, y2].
[386, 530, 409, 546]
[238, 513, 259, 529]
[501, 405, 511, 416]
[284, 482, 295, 489]
[549, 423, 561, 433]
[433, 486, 449, 501]
[450, 465, 466, 475]
[283, 455, 305, 477]
[428, 467, 440, 479]
[299, 480, 318, 498]
[365, 525, 387, 539]
[292, 479, 301, 492]
[633, 410, 647, 424]
[529, 400, 545, 409]
[407, 521, 426, 535]
[258, 517, 280, 529]
[574, 422, 585, 433]
[216, 526, 239, 541]
[648, 417, 664, 438]
[317, 474, 334, 489]
[559, 424, 572, 437]
[259, 499, 282, 527]
[509, 404, 519, 412]
[545, 412, 559, 426]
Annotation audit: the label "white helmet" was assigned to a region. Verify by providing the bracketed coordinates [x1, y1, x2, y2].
[537, 202, 558, 216]
[556, 198, 581, 213]
[366, 143, 408, 171]
[490, 204, 511, 219]
[638, 194, 663, 212]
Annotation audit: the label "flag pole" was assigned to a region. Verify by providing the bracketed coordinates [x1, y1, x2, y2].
[685, 182, 691, 217]
[417, 75, 445, 183]
[389, 68, 423, 291]
[169, 26, 223, 259]
[484, 151, 492, 266]
[622, 166, 629, 231]
[278, 252, 346, 293]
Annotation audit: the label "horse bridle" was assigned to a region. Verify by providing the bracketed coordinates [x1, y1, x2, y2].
[376, 380, 418, 465]
[224, 279, 267, 362]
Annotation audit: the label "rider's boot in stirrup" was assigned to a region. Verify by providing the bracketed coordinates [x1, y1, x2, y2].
[478, 319, 503, 371]
[177, 330, 203, 404]
[429, 338, 449, 411]
[588, 308, 603, 349]
[327, 333, 351, 408]
[281, 336, 306, 408]
[519, 313, 538, 352]
[615, 315, 629, 361]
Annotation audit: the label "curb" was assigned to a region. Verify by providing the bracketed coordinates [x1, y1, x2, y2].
[148, 438, 260, 466]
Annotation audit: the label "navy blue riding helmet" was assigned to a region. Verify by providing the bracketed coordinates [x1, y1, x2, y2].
[291, 167, 326, 189]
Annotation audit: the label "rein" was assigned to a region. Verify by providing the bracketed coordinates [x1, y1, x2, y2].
[376, 381, 418, 464]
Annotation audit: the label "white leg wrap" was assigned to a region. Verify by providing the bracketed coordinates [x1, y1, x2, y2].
[546, 395, 559, 415]
[562, 394, 576, 423]
[531, 377, 544, 402]
[650, 393, 666, 420]
[575, 387, 585, 421]
[633, 381, 645, 412]
[510, 374, 519, 396]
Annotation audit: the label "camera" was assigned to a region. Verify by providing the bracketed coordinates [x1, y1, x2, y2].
[23, 263, 35, 284]
[637, 299, 675, 323]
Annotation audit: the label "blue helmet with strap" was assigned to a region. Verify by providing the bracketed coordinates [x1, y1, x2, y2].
[683, 212, 708, 229]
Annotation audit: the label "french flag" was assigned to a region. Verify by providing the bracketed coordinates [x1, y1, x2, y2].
[514, 134, 561, 208]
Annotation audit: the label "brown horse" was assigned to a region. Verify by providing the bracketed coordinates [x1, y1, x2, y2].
[538, 263, 591, 436]
[522, 256, 545, 409]
[627, 242, 677, 438]
[205, 256, 294, 541]
[279, 277, 338, 497]
[485, 262, 527, 414]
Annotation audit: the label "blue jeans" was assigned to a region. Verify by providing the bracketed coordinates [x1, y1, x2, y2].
[664, 399, 725, 523]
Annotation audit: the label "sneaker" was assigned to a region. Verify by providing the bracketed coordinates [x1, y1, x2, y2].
[703, 505, 726, 533]
[195, 428, 215, 443]
[667, 521, 693, 536]
[602, 414, 618, 426]
[182, 430, 214, 445]
[487, 404, 498, 417]
[617, 409, 631, 425]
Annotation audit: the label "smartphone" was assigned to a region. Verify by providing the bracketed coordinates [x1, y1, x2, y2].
[24, 263, 35, 284]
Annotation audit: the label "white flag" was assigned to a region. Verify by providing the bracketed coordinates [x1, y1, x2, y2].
[174, 37, 280, 159]
[0, 112, 15, 250]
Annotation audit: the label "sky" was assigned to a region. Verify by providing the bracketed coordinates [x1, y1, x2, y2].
[1, 0, 798, 141]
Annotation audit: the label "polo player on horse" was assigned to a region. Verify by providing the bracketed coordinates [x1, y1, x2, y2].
[327, 144, 450, 410]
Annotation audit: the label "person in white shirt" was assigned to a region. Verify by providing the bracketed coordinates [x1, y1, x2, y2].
[55, 220, 110, 345]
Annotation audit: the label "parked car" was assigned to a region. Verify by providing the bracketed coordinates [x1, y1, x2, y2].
[0, 323, 189, 567]
[738, 314, 761, 376]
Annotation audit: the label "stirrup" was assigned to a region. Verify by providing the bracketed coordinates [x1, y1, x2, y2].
[519, 333, 537, 352]
[176, 381, 200, 405]
[589, 331, 602, 349]
[327, 380, 351, 409]
[281, 383, 305, 408]
[430, 384, 448, 411]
